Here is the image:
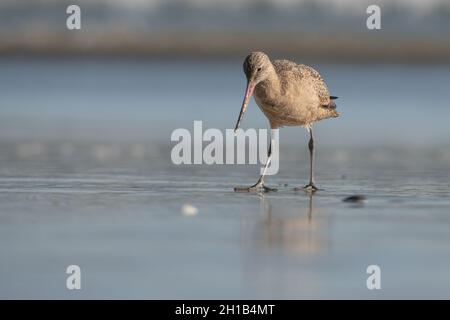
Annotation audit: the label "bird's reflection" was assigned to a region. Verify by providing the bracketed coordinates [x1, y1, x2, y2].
[242, 192, 328, 255]
[239, 193, 330, 297]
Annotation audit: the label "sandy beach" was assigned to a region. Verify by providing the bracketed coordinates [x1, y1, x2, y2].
[1, 59, 450, 299]
[1, 143, 450, 299]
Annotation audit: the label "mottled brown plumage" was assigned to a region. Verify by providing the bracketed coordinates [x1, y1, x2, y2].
[234, 51, 339, 192]
[239, 52, 339, 129]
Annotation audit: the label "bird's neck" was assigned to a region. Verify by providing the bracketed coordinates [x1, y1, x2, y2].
[256, 67, 282, 101]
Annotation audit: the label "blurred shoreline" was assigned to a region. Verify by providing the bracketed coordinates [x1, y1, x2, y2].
[1, 0, 449, 63]
[2, 30, 450, 63]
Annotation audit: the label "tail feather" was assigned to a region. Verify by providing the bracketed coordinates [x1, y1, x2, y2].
[322, 100, 337, 110]
[329, 100, 337, 109]
[321, 98, 339, 117]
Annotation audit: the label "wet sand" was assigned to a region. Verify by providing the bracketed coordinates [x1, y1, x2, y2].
[1, 60, 450, 298]
[1, 143, 450, 299]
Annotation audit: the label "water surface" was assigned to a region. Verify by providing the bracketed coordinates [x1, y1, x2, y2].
[0, 59, 449, 298]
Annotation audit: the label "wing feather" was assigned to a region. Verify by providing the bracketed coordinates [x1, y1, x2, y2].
[273, 60, 335, 107]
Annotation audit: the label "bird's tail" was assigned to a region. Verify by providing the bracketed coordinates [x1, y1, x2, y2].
[329, 100, 337, 109]
[330, 102, 339, 118]
[322, 97, 338, 110]
[325, 96, 339, 117]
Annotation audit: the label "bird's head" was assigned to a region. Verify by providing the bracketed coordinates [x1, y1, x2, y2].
[234, 52, 272, 132]
[243, 51, 272, 85]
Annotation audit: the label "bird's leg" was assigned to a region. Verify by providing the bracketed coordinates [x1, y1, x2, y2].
[235, 129, 277, 193]
[299, 127, 319, 192]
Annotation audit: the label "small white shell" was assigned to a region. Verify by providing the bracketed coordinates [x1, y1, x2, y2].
[181, 204, 198, 216]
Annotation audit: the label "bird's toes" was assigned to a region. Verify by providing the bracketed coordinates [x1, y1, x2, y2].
[262, 185, 278, 193]
[294, 183, 320, 193]
[234, 183, 277, 193]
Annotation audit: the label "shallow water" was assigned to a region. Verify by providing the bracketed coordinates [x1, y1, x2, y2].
[0, 59, 450, 298]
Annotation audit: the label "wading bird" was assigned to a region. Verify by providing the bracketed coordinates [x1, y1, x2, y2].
[234, 52, 339, 192]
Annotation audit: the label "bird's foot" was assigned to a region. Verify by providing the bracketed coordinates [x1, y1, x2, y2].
[295, 183, 320, 193]
[234, 181, 277, 193]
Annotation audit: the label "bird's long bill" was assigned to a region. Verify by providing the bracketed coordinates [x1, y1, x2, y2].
[234, 81, 255, 132]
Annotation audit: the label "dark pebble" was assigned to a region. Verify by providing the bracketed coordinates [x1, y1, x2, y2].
[343, 195, 366, 203]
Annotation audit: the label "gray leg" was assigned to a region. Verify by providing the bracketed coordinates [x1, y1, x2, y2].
[303, 127, 318, 192]
[235, 129, 277, 193]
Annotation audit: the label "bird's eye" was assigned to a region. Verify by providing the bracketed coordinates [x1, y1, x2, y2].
[257, 67, 262, 72]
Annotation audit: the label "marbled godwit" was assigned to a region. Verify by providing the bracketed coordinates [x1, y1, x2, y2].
[234, 52, 339, 192]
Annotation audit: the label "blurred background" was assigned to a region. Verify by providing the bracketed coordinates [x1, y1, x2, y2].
[0, 0, 449, 145]
[1, 0, 450, 299]
[1, 0, 450, 61]
[1, 0, 450, 145]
